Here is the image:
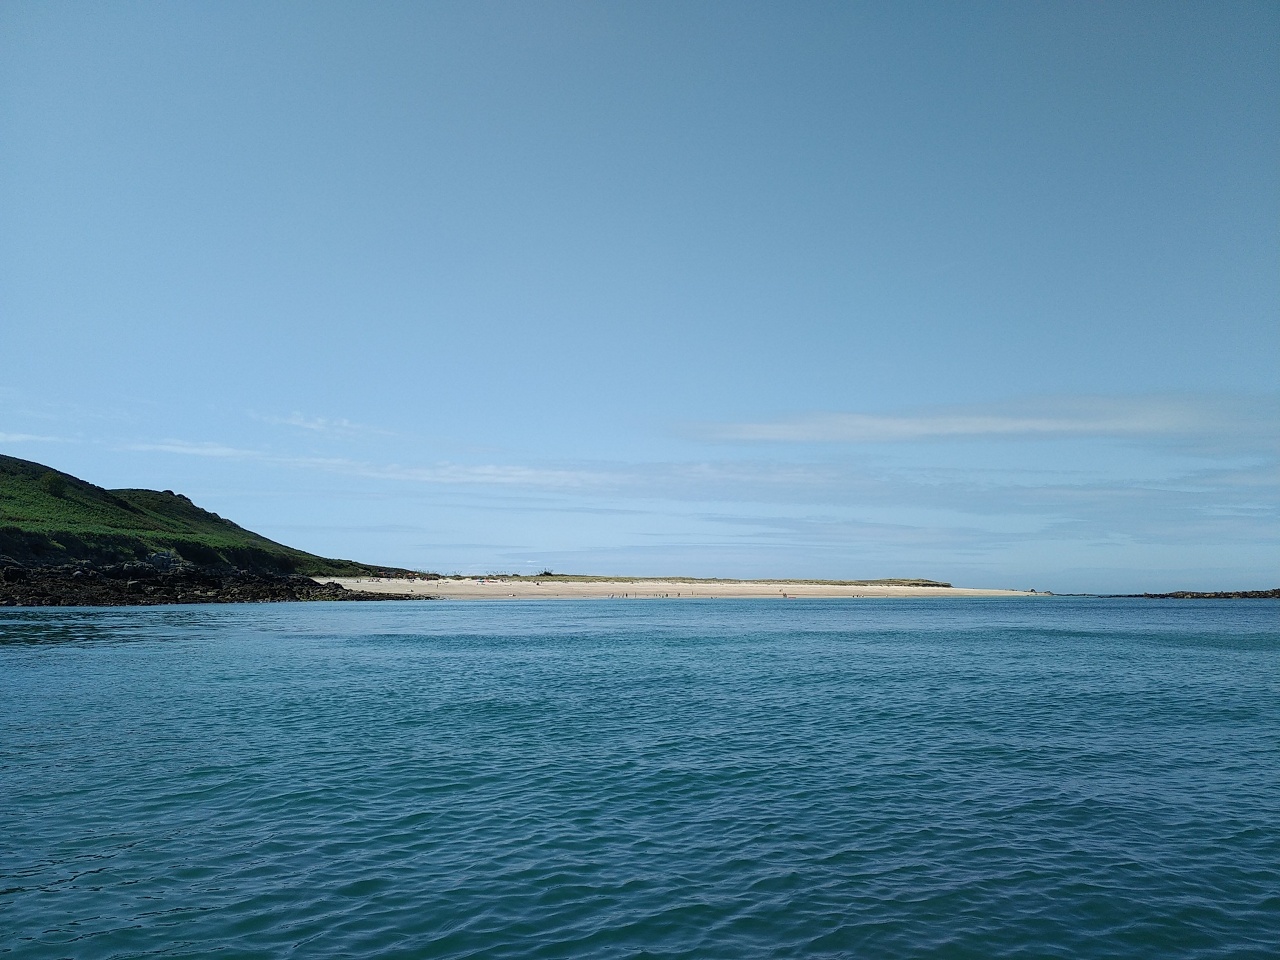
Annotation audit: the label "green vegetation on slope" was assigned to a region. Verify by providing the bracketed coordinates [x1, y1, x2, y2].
[0, 455, 396, 575]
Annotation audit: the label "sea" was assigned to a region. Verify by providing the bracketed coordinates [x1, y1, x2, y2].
[2, 598, 1277, 959]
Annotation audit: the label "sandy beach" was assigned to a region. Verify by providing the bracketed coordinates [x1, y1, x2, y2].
[320, 577, 1041, 600]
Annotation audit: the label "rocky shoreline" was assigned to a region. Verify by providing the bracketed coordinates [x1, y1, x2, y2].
[1131, 589, 1280, 599]
[0, 560, 418, 607]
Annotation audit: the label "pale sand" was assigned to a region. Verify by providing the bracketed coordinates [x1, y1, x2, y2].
[318, 577, 1040, 600]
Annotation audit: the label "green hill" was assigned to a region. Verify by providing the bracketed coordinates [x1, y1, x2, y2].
[0, 454, 399, 576]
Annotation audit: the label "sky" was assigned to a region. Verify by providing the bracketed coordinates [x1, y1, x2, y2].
[2, 1, 1277, 593]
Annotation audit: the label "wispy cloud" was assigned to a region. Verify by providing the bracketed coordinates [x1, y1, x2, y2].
[0, 432, 68, 443]
[338, 460, 607, 488]
[705, 394, 1280, 447]
[113, 436, 1280, 526]
[253, 412, 396, 439]
[119, 439, 606, 489]
[125, 440, 261, 459]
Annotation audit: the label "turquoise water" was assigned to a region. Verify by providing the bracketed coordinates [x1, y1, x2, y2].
[2, 599, 1277, 958]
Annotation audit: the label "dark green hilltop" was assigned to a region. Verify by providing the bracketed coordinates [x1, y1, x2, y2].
[0, 454, 404, 576]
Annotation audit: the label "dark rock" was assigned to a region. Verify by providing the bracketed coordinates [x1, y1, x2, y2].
[1138, 588, 1280, 599]
[0, 562, 425, 607]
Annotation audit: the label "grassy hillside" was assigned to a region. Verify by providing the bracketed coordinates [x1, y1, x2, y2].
[0, 455, 398, 575]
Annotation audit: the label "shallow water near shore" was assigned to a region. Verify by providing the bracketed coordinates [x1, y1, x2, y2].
[2, 598, 1278, 958]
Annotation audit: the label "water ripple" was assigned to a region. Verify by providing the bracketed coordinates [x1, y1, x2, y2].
[2, 599, 1278, 958]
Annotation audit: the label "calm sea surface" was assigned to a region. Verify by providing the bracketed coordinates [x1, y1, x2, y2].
[2, 599, 1277, 959]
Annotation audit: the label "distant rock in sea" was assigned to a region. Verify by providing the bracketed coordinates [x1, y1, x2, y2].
[1135, 588, 1280, 599]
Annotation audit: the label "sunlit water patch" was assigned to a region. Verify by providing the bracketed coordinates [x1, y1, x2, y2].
[2, 599, 1278, 958]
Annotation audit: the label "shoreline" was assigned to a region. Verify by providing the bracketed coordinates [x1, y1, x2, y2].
[0, 563, 412, 607]
[323, 577, 1042, 600]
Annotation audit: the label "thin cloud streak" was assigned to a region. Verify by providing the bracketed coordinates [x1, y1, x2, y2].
[706, 395, 1280, 445]
[118, 437, 1278, 522]
[0, 432, 67, 444]
[120, 439, 606, 489]
[252, 412, 397, 439]
[127, 441, 261, 459]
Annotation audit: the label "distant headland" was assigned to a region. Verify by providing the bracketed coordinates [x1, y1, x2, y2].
[0, 454, 417, 606]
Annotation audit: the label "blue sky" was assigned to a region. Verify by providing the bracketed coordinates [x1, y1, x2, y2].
[2, 1, 1277, 592]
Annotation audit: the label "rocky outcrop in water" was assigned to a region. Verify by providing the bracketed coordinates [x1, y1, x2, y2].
[0, 559, 420, 606]
[1136, 588, 1280, 599]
